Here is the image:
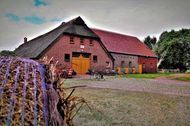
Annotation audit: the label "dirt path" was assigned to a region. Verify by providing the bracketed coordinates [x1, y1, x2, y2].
[67, 76, 190, 96]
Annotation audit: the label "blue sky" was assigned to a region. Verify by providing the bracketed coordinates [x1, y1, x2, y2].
[0, 0, 190, 51]
[24, 15, 46, 25]
[34, 0, 48, 7]
[3, 0, 58, 25]
[5, 14, 49, 25]
[5, 13, 20, 22]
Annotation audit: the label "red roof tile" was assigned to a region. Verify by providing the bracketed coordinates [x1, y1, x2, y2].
[92, 28, 157, 57]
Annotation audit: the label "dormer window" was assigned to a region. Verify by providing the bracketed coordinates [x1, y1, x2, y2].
[80, 38, 84, 45]
[70, 36, 74, 44]
[89, 39, 93, 46]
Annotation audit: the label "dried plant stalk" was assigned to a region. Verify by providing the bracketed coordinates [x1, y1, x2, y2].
[0, 56, 89, 126]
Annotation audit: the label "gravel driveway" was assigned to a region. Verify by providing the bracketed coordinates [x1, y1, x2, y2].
[65, 76, 190, 96]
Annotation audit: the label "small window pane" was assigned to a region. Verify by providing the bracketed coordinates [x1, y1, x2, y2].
[129, 61, 132, 68]
[82, 53, 90, 58]
[106, 61, 110, 68]
[93, 55, 97, 63]
[121, 61, 125, 67]
[70, 36, 74, 44]
[65, 54, 70, 62]
[89, 39, 93, 46]
[72, 53, 80, 57]
[80, 38, 84, 45]
[143, 63, 145, 68]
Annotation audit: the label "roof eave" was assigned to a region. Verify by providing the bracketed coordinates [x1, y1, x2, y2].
[109, 51, 157, 58]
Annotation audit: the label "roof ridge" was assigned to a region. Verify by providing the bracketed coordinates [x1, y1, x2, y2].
[15, 16, 99, 58]
[93, 28, 157, 57]
[66, 16, 80, 23]
[24, 23, 64, 43]
[92, 28, 137, 39]
[24, 17, 88, 43]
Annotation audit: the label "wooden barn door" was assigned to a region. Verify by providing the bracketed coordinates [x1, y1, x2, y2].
[72, 53, 90, 74]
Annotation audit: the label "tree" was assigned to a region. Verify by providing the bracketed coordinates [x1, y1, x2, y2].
[0, 50, 17, 56]
[154, 29, 190, 71]
[144, 36, 157, 50]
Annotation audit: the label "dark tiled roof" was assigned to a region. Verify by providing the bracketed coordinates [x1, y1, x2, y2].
[92, 29, 157, 57]
[14, 16, 99, 58]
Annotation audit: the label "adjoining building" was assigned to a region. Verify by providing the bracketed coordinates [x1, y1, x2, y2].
[15, 16, 157, 74]
[92, 29, 157, 73]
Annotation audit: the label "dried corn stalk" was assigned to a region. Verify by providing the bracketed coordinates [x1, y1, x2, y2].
[42, 56, 89, 126]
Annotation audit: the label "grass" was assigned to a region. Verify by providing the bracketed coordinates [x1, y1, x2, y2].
[174, 75, 190, 82]
[175, 77, 190, 81]
[62, 74, 190, 125]
[123, 73, 172, 79]
[123, 73, 190, 81]
[70, 88, 190, 126]
[175, 77, 190, 82]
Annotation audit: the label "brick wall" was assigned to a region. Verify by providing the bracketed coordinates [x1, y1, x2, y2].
[111, 53, 139, 73]
[41, 34, 113, 72]
[138, 56, 157, 73]
[111, 53, 157, 73]
[111, 53, 138, 68]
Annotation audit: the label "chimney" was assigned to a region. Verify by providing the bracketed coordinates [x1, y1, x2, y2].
[24, 37, 27, 43]
[61, 22, 65, 25]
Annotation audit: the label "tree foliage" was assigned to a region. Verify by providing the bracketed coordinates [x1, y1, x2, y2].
[154, 29, 190, 71]
[144, 36, 157, 50]
[0, 50, 17, 56]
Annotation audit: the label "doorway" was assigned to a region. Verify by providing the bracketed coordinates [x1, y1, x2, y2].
[72, 53, 90, 74]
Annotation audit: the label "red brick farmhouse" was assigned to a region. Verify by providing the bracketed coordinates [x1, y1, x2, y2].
[15, 16, 157, 74]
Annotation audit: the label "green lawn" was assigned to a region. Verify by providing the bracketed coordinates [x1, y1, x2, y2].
[174, 75, 190, 82]
[162, 73, 190, 82]
[123, 73, 172, 79]
[71, 88, 190, 126]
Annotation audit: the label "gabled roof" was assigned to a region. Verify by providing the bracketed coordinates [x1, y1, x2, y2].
[92, 29, 157, 57]
[14, 16, 99, 58]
